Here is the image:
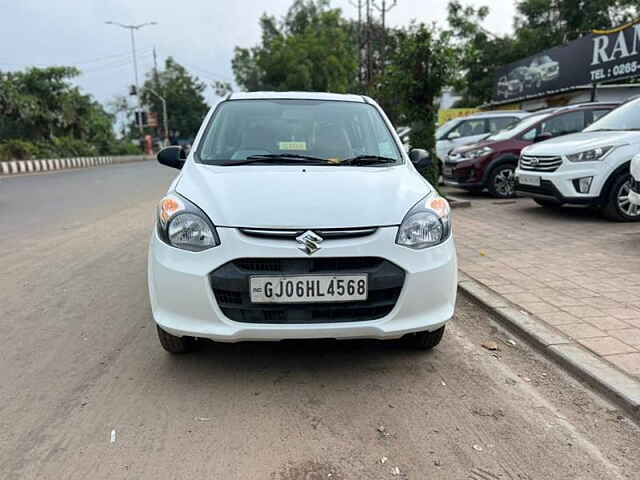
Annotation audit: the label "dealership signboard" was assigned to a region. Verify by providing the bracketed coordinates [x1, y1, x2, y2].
[493, 20, 640, 102]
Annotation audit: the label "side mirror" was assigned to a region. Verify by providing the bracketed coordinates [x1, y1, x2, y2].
[533, 132, 553, 143]
[157, 146, 186, 169]
[409, 148, 432, 169]
[447, 131, 461, 140]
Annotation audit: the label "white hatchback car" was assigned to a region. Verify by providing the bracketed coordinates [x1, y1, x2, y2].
[148, 92, 457, 353]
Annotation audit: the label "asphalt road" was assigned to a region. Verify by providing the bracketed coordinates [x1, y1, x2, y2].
[1, 162, 639, 480]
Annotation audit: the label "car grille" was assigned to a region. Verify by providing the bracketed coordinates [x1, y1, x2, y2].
[239, 227, 377, 240]
[519, 155, 562, 172]
[210, 257, 405, 324]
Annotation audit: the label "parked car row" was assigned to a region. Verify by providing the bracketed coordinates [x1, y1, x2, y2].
[442, 103, 616, 198]
[435, 111, 528, 162]
[441, 98, 640, 221]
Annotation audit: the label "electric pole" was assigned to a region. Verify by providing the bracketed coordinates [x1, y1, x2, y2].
[348, 0, 364, 88]
[105, 21, 157, 138]
[372, 0, 397, 79]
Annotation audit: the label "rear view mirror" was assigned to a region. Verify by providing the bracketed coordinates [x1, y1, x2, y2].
[409, 148, 432, 169]
[157, 146, 186, 170]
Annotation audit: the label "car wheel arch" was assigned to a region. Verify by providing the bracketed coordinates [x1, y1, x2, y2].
[599, 160, 632, 205]
[481, 155, 519, 185]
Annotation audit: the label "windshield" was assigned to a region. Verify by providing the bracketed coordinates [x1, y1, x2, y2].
[436, 119, 461, 140]
[197, 99, 402, 165]
[486, 113, 549, 141]
[584, 100, 638, 132]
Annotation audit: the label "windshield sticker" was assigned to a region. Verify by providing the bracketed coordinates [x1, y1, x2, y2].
[279, 141, 307, 151]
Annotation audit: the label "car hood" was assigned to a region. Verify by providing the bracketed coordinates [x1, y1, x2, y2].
[523, 131, 640, 156]
[175, 162, 431, 228]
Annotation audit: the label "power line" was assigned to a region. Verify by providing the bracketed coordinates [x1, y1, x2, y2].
[174, 58, 233, 83]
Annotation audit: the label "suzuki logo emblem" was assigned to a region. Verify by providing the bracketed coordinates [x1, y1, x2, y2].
[296, 230, 323, 255]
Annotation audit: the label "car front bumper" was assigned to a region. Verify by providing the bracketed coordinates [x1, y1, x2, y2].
[148, 227, 457, 342]
[515, 165, 604, 205]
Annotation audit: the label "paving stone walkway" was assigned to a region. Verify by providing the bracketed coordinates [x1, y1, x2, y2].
[449, 189, 640, 380]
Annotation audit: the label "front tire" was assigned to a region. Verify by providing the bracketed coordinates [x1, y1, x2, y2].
[403, 326, 445, 350]
[487, 164, 516, 198]
[156, 326, 197, 354]
[602, 174, 640, 222]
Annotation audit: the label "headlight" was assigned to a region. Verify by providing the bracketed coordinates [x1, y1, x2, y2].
[464, 146, 494, 159]
[566, 146, 614, 162]
[396, 195, 451, 249]
[157, 193, 219, 251]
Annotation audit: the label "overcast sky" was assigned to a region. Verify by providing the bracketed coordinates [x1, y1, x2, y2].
[0, 0, 516, 108]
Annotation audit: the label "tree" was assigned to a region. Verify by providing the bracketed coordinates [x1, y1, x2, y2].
[0, 66, 119, 157]
[140, 57, 209, 139]
[514, 0, 638, 52]
[232, 0, 358, 93]
[383, 22, 455, 183]
[447, 1, 640, 106]
[446, 1, 522, 106]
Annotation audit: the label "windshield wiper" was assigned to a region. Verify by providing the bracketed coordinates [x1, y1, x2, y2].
[340, 155, 397, 165]
[220, 154, 332, 166]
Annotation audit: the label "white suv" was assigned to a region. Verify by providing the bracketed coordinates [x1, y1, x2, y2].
[148, 92, 457, 353]
[632, 154, 640, 206]
[516, 98, 640, 221]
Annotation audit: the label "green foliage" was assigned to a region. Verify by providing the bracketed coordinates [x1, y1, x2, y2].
[0, 66, 124, 157]
[231, 0, 358, 93]
[514, 0, 637, 50]
[0, 139, 38, 160]
[0, 137, 138, 161]
[448, 0, 640, 106]
[140, 57, 209, 138]
[383, 23, 455, 185]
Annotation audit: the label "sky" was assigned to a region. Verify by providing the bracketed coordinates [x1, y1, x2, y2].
[0, 0, 516, 108]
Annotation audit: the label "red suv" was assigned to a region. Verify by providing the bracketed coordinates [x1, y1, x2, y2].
[442, 103, 618, 198]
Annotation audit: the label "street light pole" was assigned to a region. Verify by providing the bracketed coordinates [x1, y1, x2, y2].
[105, 21, 157, 137]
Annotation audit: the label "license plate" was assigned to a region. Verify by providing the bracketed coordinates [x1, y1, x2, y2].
[518, 174, 540, 187]
[250, 274, 367, 304]
[443, 167, 453, 176]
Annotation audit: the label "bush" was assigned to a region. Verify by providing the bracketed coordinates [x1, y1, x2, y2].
[0, 139, 38, 161]
[0, 137, 140, 161]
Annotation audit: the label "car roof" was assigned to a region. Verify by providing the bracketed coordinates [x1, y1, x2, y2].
[464, 110, 528, 119]
[519, 102, 619, 121]
[228, 91, 367, 103]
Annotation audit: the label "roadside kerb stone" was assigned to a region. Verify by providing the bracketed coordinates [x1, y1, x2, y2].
[459, 274, 640, 418]
[0, 154, 153, 176]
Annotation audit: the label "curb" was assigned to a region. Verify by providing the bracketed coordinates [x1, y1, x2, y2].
[458, 272, 640, 420]
[0, 155, 153, 176]
[448, 196, 471, 209]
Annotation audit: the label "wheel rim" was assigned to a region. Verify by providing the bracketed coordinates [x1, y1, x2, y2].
[494, 168, 515, 197]
[618, 180, 640, 217]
